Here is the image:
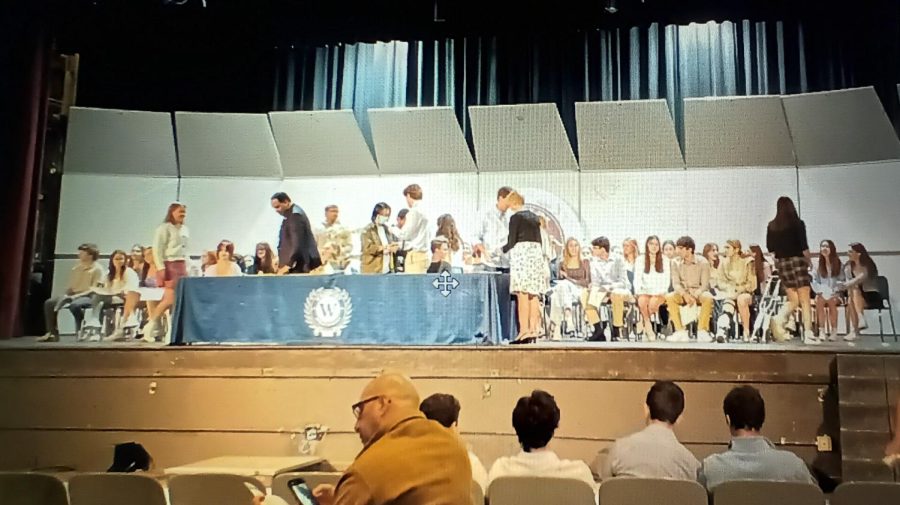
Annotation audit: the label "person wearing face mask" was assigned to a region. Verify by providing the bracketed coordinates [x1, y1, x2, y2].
[361, 202, 399, 274]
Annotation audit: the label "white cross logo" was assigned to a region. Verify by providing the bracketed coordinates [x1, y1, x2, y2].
[432, 270, 460, 297]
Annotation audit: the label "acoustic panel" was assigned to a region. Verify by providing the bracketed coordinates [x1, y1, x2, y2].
[64, 107, 177, 176]
[684, 96, 795, 168]
[683, 168, 798, 248]
[469, 104, 579, 172]
[799, 161, 900, 251]
[783, 87, 900, 166]
[580, 171, 688, 247]
[368, 107, 476, 174]
[269, 111, 378, 177]
[178, 178, 285, 256]
[175, 112, 282, 178]
[576, 100, 684, 170]
[55, 174, 179, 254]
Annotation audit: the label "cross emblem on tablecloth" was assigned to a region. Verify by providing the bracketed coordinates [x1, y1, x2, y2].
[432, 270, 460, 297]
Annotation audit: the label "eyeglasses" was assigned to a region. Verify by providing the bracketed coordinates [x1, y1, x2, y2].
[351, 395, 383, 419]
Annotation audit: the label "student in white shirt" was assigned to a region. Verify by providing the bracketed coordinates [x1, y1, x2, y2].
[204, 240, 243, 277]
[473, 186, 513, 272]
[419, 393, 489, 493]
[79, 250, 139, 341]
[586, 236, 632, 342]
[634, 235, 670, 341]
[390, 184, 430, 274]
[488, 390, 596, 493]
[812, 240, 845, 341]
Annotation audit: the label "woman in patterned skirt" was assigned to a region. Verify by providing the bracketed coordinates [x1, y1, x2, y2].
[502, 191, 549, 343]
[765, 196, 815, 344]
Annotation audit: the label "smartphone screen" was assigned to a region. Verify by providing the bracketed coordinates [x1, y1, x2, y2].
[289, 479, 319, 505]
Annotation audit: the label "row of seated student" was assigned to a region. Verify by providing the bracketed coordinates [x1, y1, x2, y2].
[549, 235, 882, 345]
[248, 373, 866, 505]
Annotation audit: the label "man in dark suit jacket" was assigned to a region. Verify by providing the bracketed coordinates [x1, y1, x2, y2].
[271, 192, 322, 274]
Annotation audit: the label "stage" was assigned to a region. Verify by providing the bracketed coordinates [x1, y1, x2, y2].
[1, 336, 898, 484]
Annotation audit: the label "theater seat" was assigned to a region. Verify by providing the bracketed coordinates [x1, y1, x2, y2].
[488, 476, 595, 505]
[271, 472, 342, 503]
[0, 472, 68, 505]
[168, 473, 266, 505]
[831, 481, 900, 505]
[711, 481, 824, 505]
[69, 473, 166, 505]
[598, 477, 706, 505]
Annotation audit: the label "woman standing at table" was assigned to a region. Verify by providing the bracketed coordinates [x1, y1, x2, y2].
[502, 191, 548, 344]
[141, 202, 189, 343]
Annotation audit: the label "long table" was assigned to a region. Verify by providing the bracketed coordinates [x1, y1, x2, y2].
[171, 272, 511, 345]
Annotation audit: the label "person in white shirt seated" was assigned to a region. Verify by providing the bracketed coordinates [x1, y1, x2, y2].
[419, 393, 489, 493]
[812, 240, 844, 341]
[204, 240, 242, 277]
[585, 236, 632, 342]
[601, 380, 700, 480]
[634, 235, 670, 342]
[80, 249, 139, 342]
[488, 390, 596, 493]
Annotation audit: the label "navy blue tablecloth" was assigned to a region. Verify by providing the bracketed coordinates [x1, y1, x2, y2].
[171, 273, 511, 345]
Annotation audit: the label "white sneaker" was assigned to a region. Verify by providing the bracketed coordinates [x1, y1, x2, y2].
[844, 331, 858, 342]
[827, 332, 838, 342]
[123, 315, 139, 328]
[37, 332, 59, 343]
[669, 330, 690, 342]
[697, 330, 714, 343]
[88, 333, 101, 342]
[644, 321, 657, 342]
[104, 328, 126, 342]
[803, 331, 819, 345]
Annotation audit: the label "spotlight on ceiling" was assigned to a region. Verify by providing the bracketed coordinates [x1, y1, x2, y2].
[604, 0, 618, 14]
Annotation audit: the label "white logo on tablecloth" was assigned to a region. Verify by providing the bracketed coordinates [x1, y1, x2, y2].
[304, 287, 353, 337]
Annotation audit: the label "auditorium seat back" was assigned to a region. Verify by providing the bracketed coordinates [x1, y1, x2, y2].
[488, 476, 595, 505]
[0, 472, 68, 505]
[831, 481, 900, 505]
[271, 471, 342, 503]
[69, 473, 166, 505]
[168, 473, 266, 505]
[598, 477, 707, 505]
[471, 480, 484, 505]
[711, 481, 824, 505]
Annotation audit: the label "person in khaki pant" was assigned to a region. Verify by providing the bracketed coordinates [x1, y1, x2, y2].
[666, 236, 714, 343]
[391, 184, 430, 274]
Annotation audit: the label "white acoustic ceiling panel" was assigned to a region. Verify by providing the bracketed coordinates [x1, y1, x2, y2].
[175, 112, 282, 178]
[55, 174, 179, 254]
[64, 107, 177, 176]
[783, 87, 900, 166]
[799, 161, 900, 251]
[576, 100, 684, 170]
[368, 107, 476, 174]
[684, 96, 795, 168]
[269, 110, 378, 177]
[469, 103, 579, 172]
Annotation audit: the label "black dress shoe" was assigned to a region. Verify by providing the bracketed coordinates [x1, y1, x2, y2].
[587, 325, 606, 342]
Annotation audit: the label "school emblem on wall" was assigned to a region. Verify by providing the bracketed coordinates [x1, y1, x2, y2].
[304, 287, 353, 337]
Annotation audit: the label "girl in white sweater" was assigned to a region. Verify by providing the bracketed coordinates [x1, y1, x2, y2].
[634, 235, 670, 341]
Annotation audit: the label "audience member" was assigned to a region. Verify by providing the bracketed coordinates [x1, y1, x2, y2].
[622, 238, 639, 293]
[204, 240, 242, 277]
[699, 385, 816, 490]
[127, 244, 146, 275]
[474, 186, 513, 272]
[391, 184, 431, 274]
[601, 381, 699, 480]
[748, 244, 772, 296]
[812, 240, 843, 341]
[427, 238, 452, 274]
[550, 238, 592, 338]
[766, 196, 814, 343]
[361, 202, 399, 274]
[311, 373, 471, 505]
[271, 192, 322, 275]
[585, 236, 631, 342]
[487, 390, 596, 492]
[666, 236, 714, 343]
[396, 208, 409, 229]
[662, 240, 677, 261]
[248, 242, 278, 275]
[39, 243, 103, 342]
[843, 242, 880, 341]
[634, 235, 670, 341]
[419, 393, 489, 492]
[315, 205, 352, 270]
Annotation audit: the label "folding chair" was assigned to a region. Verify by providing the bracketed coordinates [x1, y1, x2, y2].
[711, 480, 824, 505]
[868, 276, 898, 342]
[69, 473, 166, 505]
[488, 476, 595, 505]
[0, 472, 68, 505]
[831, 481, 900, 505]
[599, 477, 707, 505]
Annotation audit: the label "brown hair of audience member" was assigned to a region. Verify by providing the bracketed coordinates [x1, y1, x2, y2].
[769, 196, 801, 231]
[849, 242, 878, 277]
[703, 243, 720, 269]
[254, 242, 277, 274]
[436, 214, 462, 252]
[749, 245, 767, 288]
[164, 202, 186, 225]
[420, 393, 461, 429]
[216, 240, 235, 261]
[106, 249, 128, 284]
[643, 235, 664, 274]
[78, 243, 100, 262]
[817, 240, 842, 279]
[562, 238, 583, 270]
[403, 184, 423, 201]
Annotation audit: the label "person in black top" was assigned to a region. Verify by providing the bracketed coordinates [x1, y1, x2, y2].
[502, 191, 548, 344]
[426, 238, 452, 274]
[765, 196, 814, 344]
[271, 192, 323, 274]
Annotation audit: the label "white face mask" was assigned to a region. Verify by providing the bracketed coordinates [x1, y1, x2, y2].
[376, 215, 389, 225]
